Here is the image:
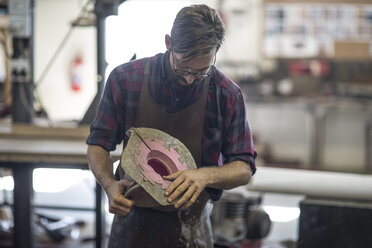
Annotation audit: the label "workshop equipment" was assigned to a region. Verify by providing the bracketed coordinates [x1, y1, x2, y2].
[212, 191, 271, 248]
[298, 198, 372, 248]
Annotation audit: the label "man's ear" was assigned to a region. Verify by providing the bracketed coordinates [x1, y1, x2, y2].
[165, 34, 171, 51]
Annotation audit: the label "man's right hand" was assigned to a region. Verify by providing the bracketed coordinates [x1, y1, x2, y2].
[87, 145, 134, 216]
[106, 179, 134, 216]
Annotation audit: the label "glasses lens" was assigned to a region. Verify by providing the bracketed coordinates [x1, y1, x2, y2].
[176, 69, 209, 79]
[172, 50, 211, 81]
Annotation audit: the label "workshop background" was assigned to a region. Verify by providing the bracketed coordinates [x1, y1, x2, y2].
[0, 0, 372, 247]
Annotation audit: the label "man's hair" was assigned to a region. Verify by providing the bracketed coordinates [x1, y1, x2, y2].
[170, 4, 225, 62]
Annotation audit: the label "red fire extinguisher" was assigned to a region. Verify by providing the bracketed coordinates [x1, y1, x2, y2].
[70, 56, 83, 91]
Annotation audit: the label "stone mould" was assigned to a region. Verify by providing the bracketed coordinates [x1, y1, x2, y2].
[121, 127, 197, 206]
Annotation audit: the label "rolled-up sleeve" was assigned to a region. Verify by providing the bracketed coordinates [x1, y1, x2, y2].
[86, 70, 122, 152]
[222, 90, 257, 174]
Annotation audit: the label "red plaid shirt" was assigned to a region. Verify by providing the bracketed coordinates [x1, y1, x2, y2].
[86, 52, 257, 199]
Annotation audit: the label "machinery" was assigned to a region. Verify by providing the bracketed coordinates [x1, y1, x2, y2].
[2, 0, 127, 124]
[211, 190, 272, 248]
[8, 0, 34, 123]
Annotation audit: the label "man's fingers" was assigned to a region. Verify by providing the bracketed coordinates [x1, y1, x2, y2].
[121, 196, 134, 207]
[167, 181, 189, 203]
[121, 179, 135, 187]
[109, 196, 134, 215]
[117, 179, 134, 192]
[107, 184, 134, 215]
[163, 169, 206, 208]
[181, 188, 202, 209]
[165, 173, 185, 197]
[109, 204, 131, 215]
[163, 171, 182, 180]
[174, 184, 197, 208]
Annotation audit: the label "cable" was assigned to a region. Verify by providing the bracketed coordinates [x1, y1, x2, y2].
[34, 28, 73, 89]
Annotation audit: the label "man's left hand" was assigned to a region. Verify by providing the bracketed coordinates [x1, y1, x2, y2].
[163, 169, 209, 209]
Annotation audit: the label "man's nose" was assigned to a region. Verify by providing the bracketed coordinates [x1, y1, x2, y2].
[183, 74, 195, 85]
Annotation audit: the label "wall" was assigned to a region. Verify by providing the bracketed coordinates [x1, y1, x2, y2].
[246, 101, 372, 173]
[191, 0, 263, 80]
[34, 0, 96, 122]
[246, 102, 312, 166]
[190, 0, 262, 63]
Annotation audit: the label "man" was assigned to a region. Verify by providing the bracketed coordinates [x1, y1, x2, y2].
[86, 4, 257, 248]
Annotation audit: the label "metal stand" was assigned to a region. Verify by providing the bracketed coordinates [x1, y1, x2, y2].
[12, 165, 34, 248]
[95, 183, 106, 248]
[80, 0, 126, 125]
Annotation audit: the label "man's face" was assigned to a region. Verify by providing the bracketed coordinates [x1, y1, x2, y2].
[170, 48, 216, 86]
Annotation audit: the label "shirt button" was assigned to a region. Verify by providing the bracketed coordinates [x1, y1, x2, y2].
[176, 98, 179, 102]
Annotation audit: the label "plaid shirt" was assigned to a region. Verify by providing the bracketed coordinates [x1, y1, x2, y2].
[87, 52, 257, 176]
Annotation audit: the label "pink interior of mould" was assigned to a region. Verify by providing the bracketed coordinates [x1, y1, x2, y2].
[147, 150, 178, 176]
[133, 137, 189, 189]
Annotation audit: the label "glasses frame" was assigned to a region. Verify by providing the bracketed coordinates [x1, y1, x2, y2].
[171, 50, 215, 81]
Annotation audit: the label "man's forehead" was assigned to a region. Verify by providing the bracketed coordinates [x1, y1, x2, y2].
[173, 50, 215, 63]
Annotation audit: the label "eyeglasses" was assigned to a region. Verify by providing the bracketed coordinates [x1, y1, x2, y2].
[171, 50, 215, 81]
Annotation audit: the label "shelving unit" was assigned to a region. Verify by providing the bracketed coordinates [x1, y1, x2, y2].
[263, 0, 372, 59]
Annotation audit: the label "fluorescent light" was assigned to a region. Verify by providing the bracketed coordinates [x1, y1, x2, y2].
[0, 169, 91, 193]
[33, 168, 91, 193]
[262, 205, 300, 222]
[0, 176, 14, 191]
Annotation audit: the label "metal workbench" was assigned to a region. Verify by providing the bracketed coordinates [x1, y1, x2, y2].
[0, 123, 121, 248]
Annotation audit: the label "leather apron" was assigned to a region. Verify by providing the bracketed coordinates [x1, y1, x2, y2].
[108, 62, 213, 248]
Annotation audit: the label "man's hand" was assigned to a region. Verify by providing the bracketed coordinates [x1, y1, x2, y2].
[163, 169, 209, 209]
[106, 179, 134, 216]
[87, 145, 136, 215]
[162, 161, 252, 210]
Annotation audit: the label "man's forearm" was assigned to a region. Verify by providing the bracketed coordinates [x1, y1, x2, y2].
[87, 145, 116, 190]
[87, 145, 135, 215]
[201, 160, 252, 190]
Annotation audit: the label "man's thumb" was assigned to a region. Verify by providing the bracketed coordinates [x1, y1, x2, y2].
[118, 179, 135, 190]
